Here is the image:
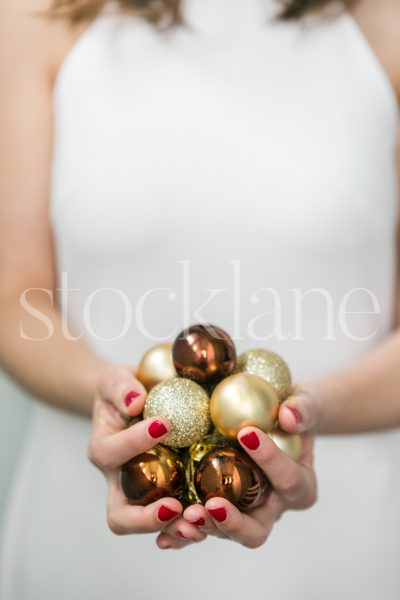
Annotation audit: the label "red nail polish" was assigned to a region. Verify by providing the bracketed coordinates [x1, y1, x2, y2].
[158, 505, 179, 522]
[148, 420, 168, 438]
[239, 431, 260, 450]
[124, 390, 141, 407]
[287, 406, 301, 424]
[207, 507, 227, 522]
[176, 530, 187, 539]
[192, 518, 205, 527]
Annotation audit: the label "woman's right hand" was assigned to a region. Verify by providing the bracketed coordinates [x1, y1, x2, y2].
[87, 364, 207, 547]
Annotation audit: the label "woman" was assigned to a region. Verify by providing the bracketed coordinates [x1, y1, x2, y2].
[0, 0, 399, 598]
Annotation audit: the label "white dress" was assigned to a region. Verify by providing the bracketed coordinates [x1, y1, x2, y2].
[1, 0, 400, 598]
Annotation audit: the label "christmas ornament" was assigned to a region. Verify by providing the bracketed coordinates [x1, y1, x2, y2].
[172, 323, 236, 385]
[184, 430, 233, 505]
[137, 343, 176, 391]
[143, 377, 211, 448]
[234, 349, 292, 401]
[194, 447, 270, 511]
[120, 445, 186, 505]
[210, 372, 279, 439]
[269, 428, 302, 462]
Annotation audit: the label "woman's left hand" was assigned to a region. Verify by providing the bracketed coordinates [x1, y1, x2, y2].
[156, 427, 317, 550]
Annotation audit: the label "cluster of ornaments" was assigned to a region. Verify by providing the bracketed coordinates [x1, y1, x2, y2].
[120, 324, 301, 512]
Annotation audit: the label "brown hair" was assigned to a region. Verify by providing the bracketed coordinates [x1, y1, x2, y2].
[46, 0, 351, 27]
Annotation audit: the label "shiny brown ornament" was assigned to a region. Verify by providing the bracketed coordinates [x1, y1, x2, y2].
[269, 428, 302, 462]
[194, 447, 270, 511]
[143, 377, 211, 448]
[137, 343, 177, 391]
[172, 323, 236, 385]
[234, 349, 292, 401]
[210, 372, 279, 439]
[184, 430, 234, 505]
[120, 445, 186, 506]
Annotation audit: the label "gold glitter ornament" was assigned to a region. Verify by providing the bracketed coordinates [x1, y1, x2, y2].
[210, 373, 279, 439]
[143, 378, 211, 448]
[234, 349, 292, 401]
[137, 343, 177, 391]
[269, 428, 302, 462]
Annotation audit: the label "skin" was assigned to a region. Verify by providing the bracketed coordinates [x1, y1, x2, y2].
[1, 0, 400, 550]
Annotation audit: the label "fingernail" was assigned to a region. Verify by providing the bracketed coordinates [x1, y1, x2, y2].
[158, 505, 179, 522]
[287, 406, 301, 424]
[192, 517, 205, 527]
[124, 390, 141, 407]
[148, 420, 168, 438]
[239, 431, 260, 450]
[162, 545, 172, 550]
[176, 530, 187, 539]
[207, 507, 227, 522]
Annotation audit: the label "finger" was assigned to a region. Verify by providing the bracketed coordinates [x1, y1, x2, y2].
[161, 516, 208, 543]
[89, 405, 171, 470]
[183, 504, 227, 538]
[106, 472, 183, 535]
[204, 498, 273, 549]
[238, 427, 316, 506]
[278, 386, 319, 434]
[156, 532, 190, 550]
[98, 364, 147, 418]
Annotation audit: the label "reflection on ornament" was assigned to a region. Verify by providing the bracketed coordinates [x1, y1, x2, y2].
[210, 372, 279, 439]
[234, 349, 292, 401]
[172, 323, 236, 384]
[184, 431, 234, 505]
[143, 377, 211, 448]
[269, 428, 302, 462]
[120, 445, 186, 505]
[194, 447, 270, 511]
[137, 343, 177, 391]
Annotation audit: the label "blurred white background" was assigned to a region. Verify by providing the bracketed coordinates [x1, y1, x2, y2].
[0, 372, 32, 535]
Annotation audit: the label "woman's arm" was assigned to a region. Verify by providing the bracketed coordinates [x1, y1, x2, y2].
[0, 0, 111, 415]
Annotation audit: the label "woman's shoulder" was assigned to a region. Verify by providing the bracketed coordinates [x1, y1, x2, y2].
[0, 0, 95, 87]
[351, 0, 400, 103]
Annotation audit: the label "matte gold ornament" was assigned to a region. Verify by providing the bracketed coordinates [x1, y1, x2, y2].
[172, 323, 236, 385]
[234, 348, 292, 401]
[194, 447, 270, 511]
[137, 343, 177, 391]
[120, 445, 186, 505]
[269, 428, 302, 462]
[210, 373, 279, 439]
[143, 377, 211, 448]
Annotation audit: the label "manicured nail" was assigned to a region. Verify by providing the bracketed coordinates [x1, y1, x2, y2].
[192, 517, 205, 527]
[239, 431, 260, 450]
[207, 507, 227, 522]
[124, 390, 141, 407]
[158, 505, 179, 522]
[287, 406, 301, 424]
[148, 420, 168, 438]
[176, 530, 187, 539]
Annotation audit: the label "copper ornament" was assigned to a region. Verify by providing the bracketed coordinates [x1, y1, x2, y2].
[137, 343, 177, 391]
[172, 323, 236, 385]
[120, 445, 186, 506]
[194, 447, 270, 511]
[234, 348, 292, 401]
[210, 372, 280, 439]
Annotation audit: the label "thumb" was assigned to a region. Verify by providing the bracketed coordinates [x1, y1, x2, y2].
[278, 385, 319, 434]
